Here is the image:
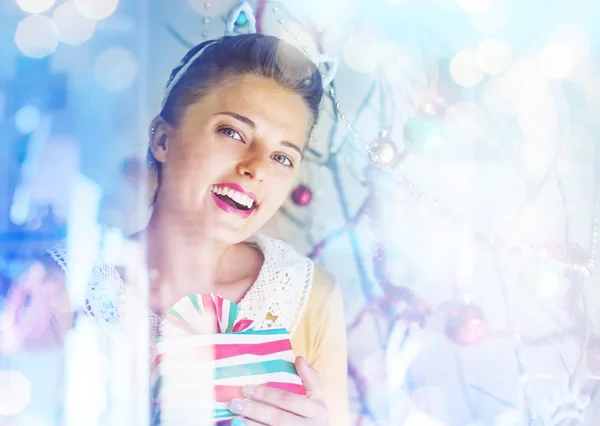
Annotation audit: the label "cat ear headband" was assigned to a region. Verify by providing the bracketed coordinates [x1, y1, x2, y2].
[161, 0, 339, 109]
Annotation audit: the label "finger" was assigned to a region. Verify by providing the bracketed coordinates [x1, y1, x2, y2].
[229, 398, 304, 426]
[229, 417, 266, 426]
[241, 384, 320, 418]
[17, 262, 46, 290]
[295, 356, 325, 401]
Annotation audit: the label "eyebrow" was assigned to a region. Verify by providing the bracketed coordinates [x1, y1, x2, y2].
[215, 111, 305, 160]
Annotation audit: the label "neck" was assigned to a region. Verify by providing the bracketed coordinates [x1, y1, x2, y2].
[144, 207, 230, 296]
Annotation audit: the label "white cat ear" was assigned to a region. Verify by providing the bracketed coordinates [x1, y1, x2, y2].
[312, 54, 339, 87]
[225, 1, 256, 36]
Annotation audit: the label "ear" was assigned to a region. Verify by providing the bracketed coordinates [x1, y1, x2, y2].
[149, 116, 172, 164]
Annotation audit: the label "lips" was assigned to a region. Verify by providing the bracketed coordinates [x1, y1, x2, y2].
[209, 183, 257, 217]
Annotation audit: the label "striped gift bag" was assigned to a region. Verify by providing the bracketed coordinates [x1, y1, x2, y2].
[151, 294, 305, 424]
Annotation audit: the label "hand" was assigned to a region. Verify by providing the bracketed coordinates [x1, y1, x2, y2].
[228, 356, 329, 426]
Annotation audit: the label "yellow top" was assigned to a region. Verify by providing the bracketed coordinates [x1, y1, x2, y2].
[291, 266, 350, 426]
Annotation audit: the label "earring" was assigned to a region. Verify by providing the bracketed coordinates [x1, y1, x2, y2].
[151, 127, 156, 135]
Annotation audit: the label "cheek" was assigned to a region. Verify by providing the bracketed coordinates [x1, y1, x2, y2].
[262, 175, 296, 209]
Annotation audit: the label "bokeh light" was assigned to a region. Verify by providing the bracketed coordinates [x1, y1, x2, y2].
[539, 41, 576, 79]
[550, 25, 591, 81]
[480, 75, 512, 114]
[15, 0, 56, 13]
[453, 244, 477, 287]
[503, 59, 552, 112]
[450, 50, 484, 87]
[14, 15, 59, 59]
[457, 0, 492, 13]
[476, 39, 511, 74]
[343, 31, 380, 74]
[0, 370, 31, 415]
[15, 105, 41, 134]
[11, 413, 53, 426]
[53, 1, 96, 46]
[444, 101, 487, 145]
[493, 408, 525, 426]
[379, 41, 412, 85]
[519, 258, 566, 299]
[74, 0, 119, 21]
[187, 0, 237, 17]
[469, 0, 509, 33]
[93, 47, 138, 91]
[403, 408, 447, 426]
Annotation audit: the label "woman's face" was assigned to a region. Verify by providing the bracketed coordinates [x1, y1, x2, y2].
[151, 74, 312, 244]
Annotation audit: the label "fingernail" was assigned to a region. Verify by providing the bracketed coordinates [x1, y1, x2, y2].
[242, 385, 255, 398]
[229, 400, 245, 413]
[231, 418, 246, 426]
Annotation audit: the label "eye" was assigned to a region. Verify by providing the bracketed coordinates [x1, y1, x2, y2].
[219, 127, 244, 142]
[272, 153, 293, 167]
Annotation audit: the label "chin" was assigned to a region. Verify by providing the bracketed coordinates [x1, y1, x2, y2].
[208, 220, 257, 245]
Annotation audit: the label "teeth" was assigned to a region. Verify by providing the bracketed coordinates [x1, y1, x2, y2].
[210, 185, 255, 209]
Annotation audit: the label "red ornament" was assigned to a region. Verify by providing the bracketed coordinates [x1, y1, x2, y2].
[291, 184, 312, 207]
[440, 300, 486, 346]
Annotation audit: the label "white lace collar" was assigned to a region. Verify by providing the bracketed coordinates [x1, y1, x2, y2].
[48, 233, 314, 337]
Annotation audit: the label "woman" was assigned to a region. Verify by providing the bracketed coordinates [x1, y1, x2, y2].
[2, 34, 349, 426]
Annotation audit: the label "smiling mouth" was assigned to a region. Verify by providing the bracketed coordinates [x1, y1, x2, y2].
[209, 184, 256, 212]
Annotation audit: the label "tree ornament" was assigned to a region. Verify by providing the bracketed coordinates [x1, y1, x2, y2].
[291, 184, 312, 207]
[439, 299, 486, 346]
[368, 130, 403, 169]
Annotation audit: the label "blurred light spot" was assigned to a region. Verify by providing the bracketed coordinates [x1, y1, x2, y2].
[503, 59, 551, 111]
[379, 41, 413, 85]
[476, 39, 511, 74]
[469, 0, 509, 33]
[550, 25, 591, 81]
[519, 258, 566, 299]
[14, 15, 59, 59]
[539, 41, 575, 79]
[15, 105, 41, 134]
[493, 409, 525, 426]
[411, 386, 448, 420]
[450, 50, 484, 87]
[12, 413, 52, 426]
[15, 0, 55, 13]
[0, 370, 31, 415]
[585, 75, 600, 115]
[101, 227, 125, 265]
[187, 0, 236, 17]
[457, 0, 492, 12]
[74, 0, 119, 20]
[481, 75, 512, 114]
[403, 408, 447, 426]
[520, 136, 556, 180]
[53, 1, 96, 46]
[343, 31, 380, 74]
[454, 244, 477, 287]
[94, 47, 138, 91]
[444, 101, 487, 145]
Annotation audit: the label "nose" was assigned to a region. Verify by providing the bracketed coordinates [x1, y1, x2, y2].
[236, 149, 268, 182]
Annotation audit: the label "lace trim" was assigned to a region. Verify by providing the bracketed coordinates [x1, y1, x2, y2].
[47, 234, 314, 338]
[47, 240, 130, 330]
